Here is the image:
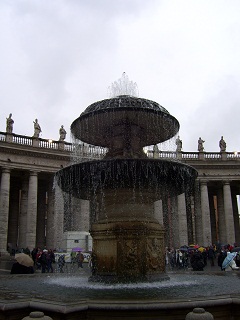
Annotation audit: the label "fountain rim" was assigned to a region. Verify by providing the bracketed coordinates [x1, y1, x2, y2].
[55, 158, 198, 200]
[70, 95, 180, 146]
[78, 94, 171, 117]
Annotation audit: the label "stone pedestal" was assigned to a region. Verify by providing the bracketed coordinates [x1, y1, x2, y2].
[89, 220, 167, 283]
[221, 151, 227, 161]
[32, 138, 39, 147]
[58, 141, 65, 150]
[6, 133, 13, 143]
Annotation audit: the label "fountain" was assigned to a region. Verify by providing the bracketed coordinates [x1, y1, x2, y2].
[56, 73, 198, 283]
[2, 75, 240, 319]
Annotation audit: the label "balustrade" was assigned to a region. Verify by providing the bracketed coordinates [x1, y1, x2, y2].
[0, 131, 239, 162]
[13, 135, 32, 145]
[205, 152, 222, 160]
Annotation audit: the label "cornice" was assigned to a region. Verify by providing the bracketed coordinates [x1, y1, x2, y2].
[183, 162, 240, 170]
[0, 143, 71, 161]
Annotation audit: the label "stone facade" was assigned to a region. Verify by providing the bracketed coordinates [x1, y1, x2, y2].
[0, 131, 240, 253]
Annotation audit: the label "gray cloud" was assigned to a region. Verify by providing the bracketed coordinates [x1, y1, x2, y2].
[0, 0, 239, 152]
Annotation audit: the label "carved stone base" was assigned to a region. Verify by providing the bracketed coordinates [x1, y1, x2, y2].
[89, 220, 168, 283]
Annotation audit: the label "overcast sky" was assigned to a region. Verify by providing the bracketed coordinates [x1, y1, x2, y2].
[0, 0, 240, 152]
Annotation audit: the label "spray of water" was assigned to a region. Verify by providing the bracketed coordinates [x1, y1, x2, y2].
[108, 72, 139, 98]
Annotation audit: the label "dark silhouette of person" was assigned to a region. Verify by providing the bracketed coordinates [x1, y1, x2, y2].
[10, 262, 34, 274]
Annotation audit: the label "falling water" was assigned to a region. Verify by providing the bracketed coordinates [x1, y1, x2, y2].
[55, 74, 198, 283]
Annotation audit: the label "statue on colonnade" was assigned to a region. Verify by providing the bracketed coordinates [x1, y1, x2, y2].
[198, 137, 205, 152]
[33, 119, 42, 138]
[153, 144, 159, 158]
[175, 135, 182, 152]
[219, 136, 226, 152]
[59, 125, 67, 141]
[6, 113, 14, 133]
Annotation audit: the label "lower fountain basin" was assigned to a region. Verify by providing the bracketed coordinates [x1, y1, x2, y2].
[1, 271, 240, 319]
[2, 272, 240, 301]
[56, 158, 197, 200]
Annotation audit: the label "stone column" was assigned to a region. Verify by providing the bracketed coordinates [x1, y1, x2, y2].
[209, 194, 217, 243]
[18, 176, 29, 249]
[177, 193, 188, 246]
[53, 183, 64, 251]
[26, 171, 38, 250]
[72, 197, 84, 230]
[200, 180, 212, 246]
[216, 187, 226, 244]
[223, 181, 235, 245]
[7, 178, 20, 251]
[154, 200, 164, 224]
[185, 193, 194, 245]
[0, 168, 11, 254]
[194, 180, 203, 245]
[80, 199, 90, 232]
[232, 193, 240, 245]
[46, 177, 55, 249]
[36, 181, 47, 248]
[170, 196, 178, 248]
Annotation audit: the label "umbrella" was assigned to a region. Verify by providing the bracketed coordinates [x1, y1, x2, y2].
[72, 247, 83, 252]
[179, 246, 188, 252]
[198, 246, 205, 252]
[189, 244, 199, 248]
[15, 253, 34, 267]
[222, 252, 237, 269]
[232, 247, 240, 253]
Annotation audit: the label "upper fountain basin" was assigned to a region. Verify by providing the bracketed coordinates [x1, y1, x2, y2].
[71, 95, 180, 148]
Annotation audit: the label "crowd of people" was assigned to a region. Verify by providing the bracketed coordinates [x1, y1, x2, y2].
[10, 243, 240, 274]
[10, 247, 86, 274]
[165, 243, 240, 272]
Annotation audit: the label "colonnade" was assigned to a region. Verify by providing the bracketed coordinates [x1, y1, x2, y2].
[0, 165, 240, 254]
[157, 179, 240, 249]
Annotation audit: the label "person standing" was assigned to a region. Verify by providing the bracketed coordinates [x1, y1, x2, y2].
[38, 249, 48, 273]
[76, 251, 84, 268]
[190, 250, 205, 271]
[218, 249, 227, 271]
[224, 252, 239, 271]
[58, 254, 65, 273]
[208, 246, 216, 266]
[46, 249, 55, 273]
